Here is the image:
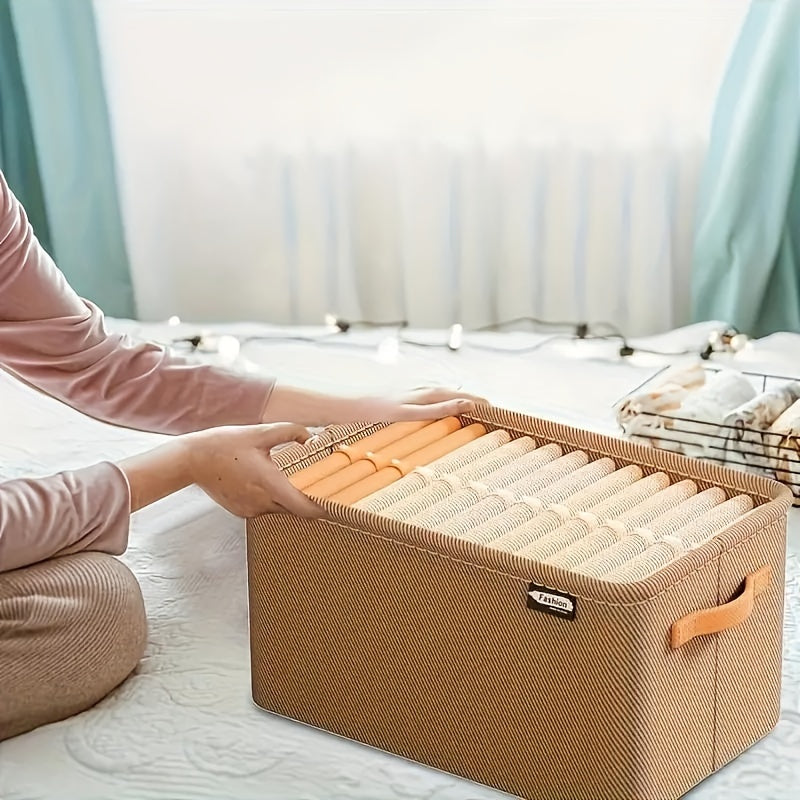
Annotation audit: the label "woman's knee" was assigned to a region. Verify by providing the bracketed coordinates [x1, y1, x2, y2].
[0, 552, 147, 740]
[71, 552, 148, 684]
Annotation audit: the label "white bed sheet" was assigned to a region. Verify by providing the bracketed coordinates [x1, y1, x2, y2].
[1, 322, 798, 800]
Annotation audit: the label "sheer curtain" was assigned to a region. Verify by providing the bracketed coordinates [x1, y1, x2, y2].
[693, 0, 800, 337]
[1, 0, 134, 317]
[94, 0, 747, 334]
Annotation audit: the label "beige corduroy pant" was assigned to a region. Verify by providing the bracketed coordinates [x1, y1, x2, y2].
[0, 552, 147, 740]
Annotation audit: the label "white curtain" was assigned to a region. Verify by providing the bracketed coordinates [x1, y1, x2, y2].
[94, 0, 747, 335]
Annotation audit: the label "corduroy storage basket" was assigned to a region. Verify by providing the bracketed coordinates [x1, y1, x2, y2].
[246, 406, 792, 800]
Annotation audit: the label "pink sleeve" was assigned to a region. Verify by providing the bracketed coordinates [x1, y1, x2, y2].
[0, 171, 275, 435]
[0, 462, 131, 572]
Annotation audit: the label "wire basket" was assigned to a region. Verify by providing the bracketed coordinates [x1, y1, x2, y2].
[616, 367, 800, 506]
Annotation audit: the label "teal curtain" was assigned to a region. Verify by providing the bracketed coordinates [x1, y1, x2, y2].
[0, 0, 135, 318]
[692, 0, 800, 337]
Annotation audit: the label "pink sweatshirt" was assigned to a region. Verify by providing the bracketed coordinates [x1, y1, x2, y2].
[0, 171, 275, 572]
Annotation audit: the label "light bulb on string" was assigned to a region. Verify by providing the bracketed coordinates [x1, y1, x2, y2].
[375, 336, 400, 364]
[217, 335, 241, 363]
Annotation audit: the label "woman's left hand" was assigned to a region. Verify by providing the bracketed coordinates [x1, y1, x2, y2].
[358, 387, 488, 421]
[262, 385, 488, 426]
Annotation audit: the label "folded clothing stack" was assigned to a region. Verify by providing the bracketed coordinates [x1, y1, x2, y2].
[615, 363, 800, 497]
[292, 417, 758, 583]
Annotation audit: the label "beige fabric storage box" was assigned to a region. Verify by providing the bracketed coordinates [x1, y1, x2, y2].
[246, 407, 791, 800]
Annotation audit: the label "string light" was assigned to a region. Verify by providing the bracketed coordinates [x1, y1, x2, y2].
[700, 328, 750, 360]
[167, 312, 751, 363]
[216, 334, 241, 363]
[448, 324, 463, 352]
[375, 336, 400, 364]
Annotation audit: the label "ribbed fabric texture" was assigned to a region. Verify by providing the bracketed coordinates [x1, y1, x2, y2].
[546, 480, 698, 570]
[512, 471, 670, 558]
[448, 450, 593, 540]
[408, 444, 563, 530]
[382, 436, 539, 521]
[0, 552, 147, 740]
[606, 494, 756, 583]
[469, 458, 622, 548]
[354, 429, 511, 513]
[575, 488, 725, 577]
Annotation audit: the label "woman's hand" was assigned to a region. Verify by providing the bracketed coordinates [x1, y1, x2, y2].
[262, 385, 488, 427]
[186, 423, 322, 517]
[357, 387, 489, 422]
[119, 423, 322, 519]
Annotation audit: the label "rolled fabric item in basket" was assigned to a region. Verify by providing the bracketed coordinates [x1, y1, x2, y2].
[544, 479, 698, 569]
[304, 417, 462, 498]
[514, 472, 671, 560]
[723, 382, 800, 469]
[443, 450, 593, 540]
[574, 487, 725, 577]
[379, 435, 538, 520]
[616, 383, 687, 425]
[354, 429, 511, 513]
[655, 362, 707, 390]
[289, 420, 432, 489]
[615, 363, 706, 425]
[463, 458, 623, 547]
[605, 494, 754, 583]
[725, 382, 800, 429]
[767, 399, 800, 490]
[329, 423, 489, 505]
[658, 370, 756, 458]
[408, 443, 563, 530]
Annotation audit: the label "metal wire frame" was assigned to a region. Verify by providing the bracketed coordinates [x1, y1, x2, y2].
[617, 366, 800, 505]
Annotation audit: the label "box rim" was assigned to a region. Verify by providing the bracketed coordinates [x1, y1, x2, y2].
[265, 405, 791, 606]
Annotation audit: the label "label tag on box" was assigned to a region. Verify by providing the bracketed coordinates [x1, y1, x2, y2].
[527, 583, 577, 621]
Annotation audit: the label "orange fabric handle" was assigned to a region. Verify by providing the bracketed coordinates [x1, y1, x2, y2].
[289, 420, 431, 489]
[670, 565, 771, 649]
[304, 417, 462, 499]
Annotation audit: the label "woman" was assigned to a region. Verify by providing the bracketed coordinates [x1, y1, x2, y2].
[0, 171, 480, 739]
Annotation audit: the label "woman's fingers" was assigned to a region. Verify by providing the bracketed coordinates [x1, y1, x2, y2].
[401, 387, 489, 406]
[262, 464, 324, 518]
[392, 398, 476, 421]
[252, 422, 312, 449]
[268, 484, 324, 518]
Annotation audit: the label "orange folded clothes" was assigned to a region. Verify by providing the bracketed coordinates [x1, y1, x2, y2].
[304, 417, 463, 498]
[329, 423, 488, 505]
[289, 420, 431, 489]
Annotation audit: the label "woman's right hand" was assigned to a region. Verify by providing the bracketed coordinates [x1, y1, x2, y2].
[120, 422, 322, 519]
[184, 423, 321, 518]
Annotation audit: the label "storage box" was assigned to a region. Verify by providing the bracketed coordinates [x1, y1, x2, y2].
[246, 407, 791, 800]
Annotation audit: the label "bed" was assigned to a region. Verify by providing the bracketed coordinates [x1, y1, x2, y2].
[1, 320, 798, 800]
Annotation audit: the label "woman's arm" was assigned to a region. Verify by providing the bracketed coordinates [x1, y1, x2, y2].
[262, 385, 482, 426]
[0, 171, 274, 435]
[0, 422, 320, 573]
[0, 462, 131, 572]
